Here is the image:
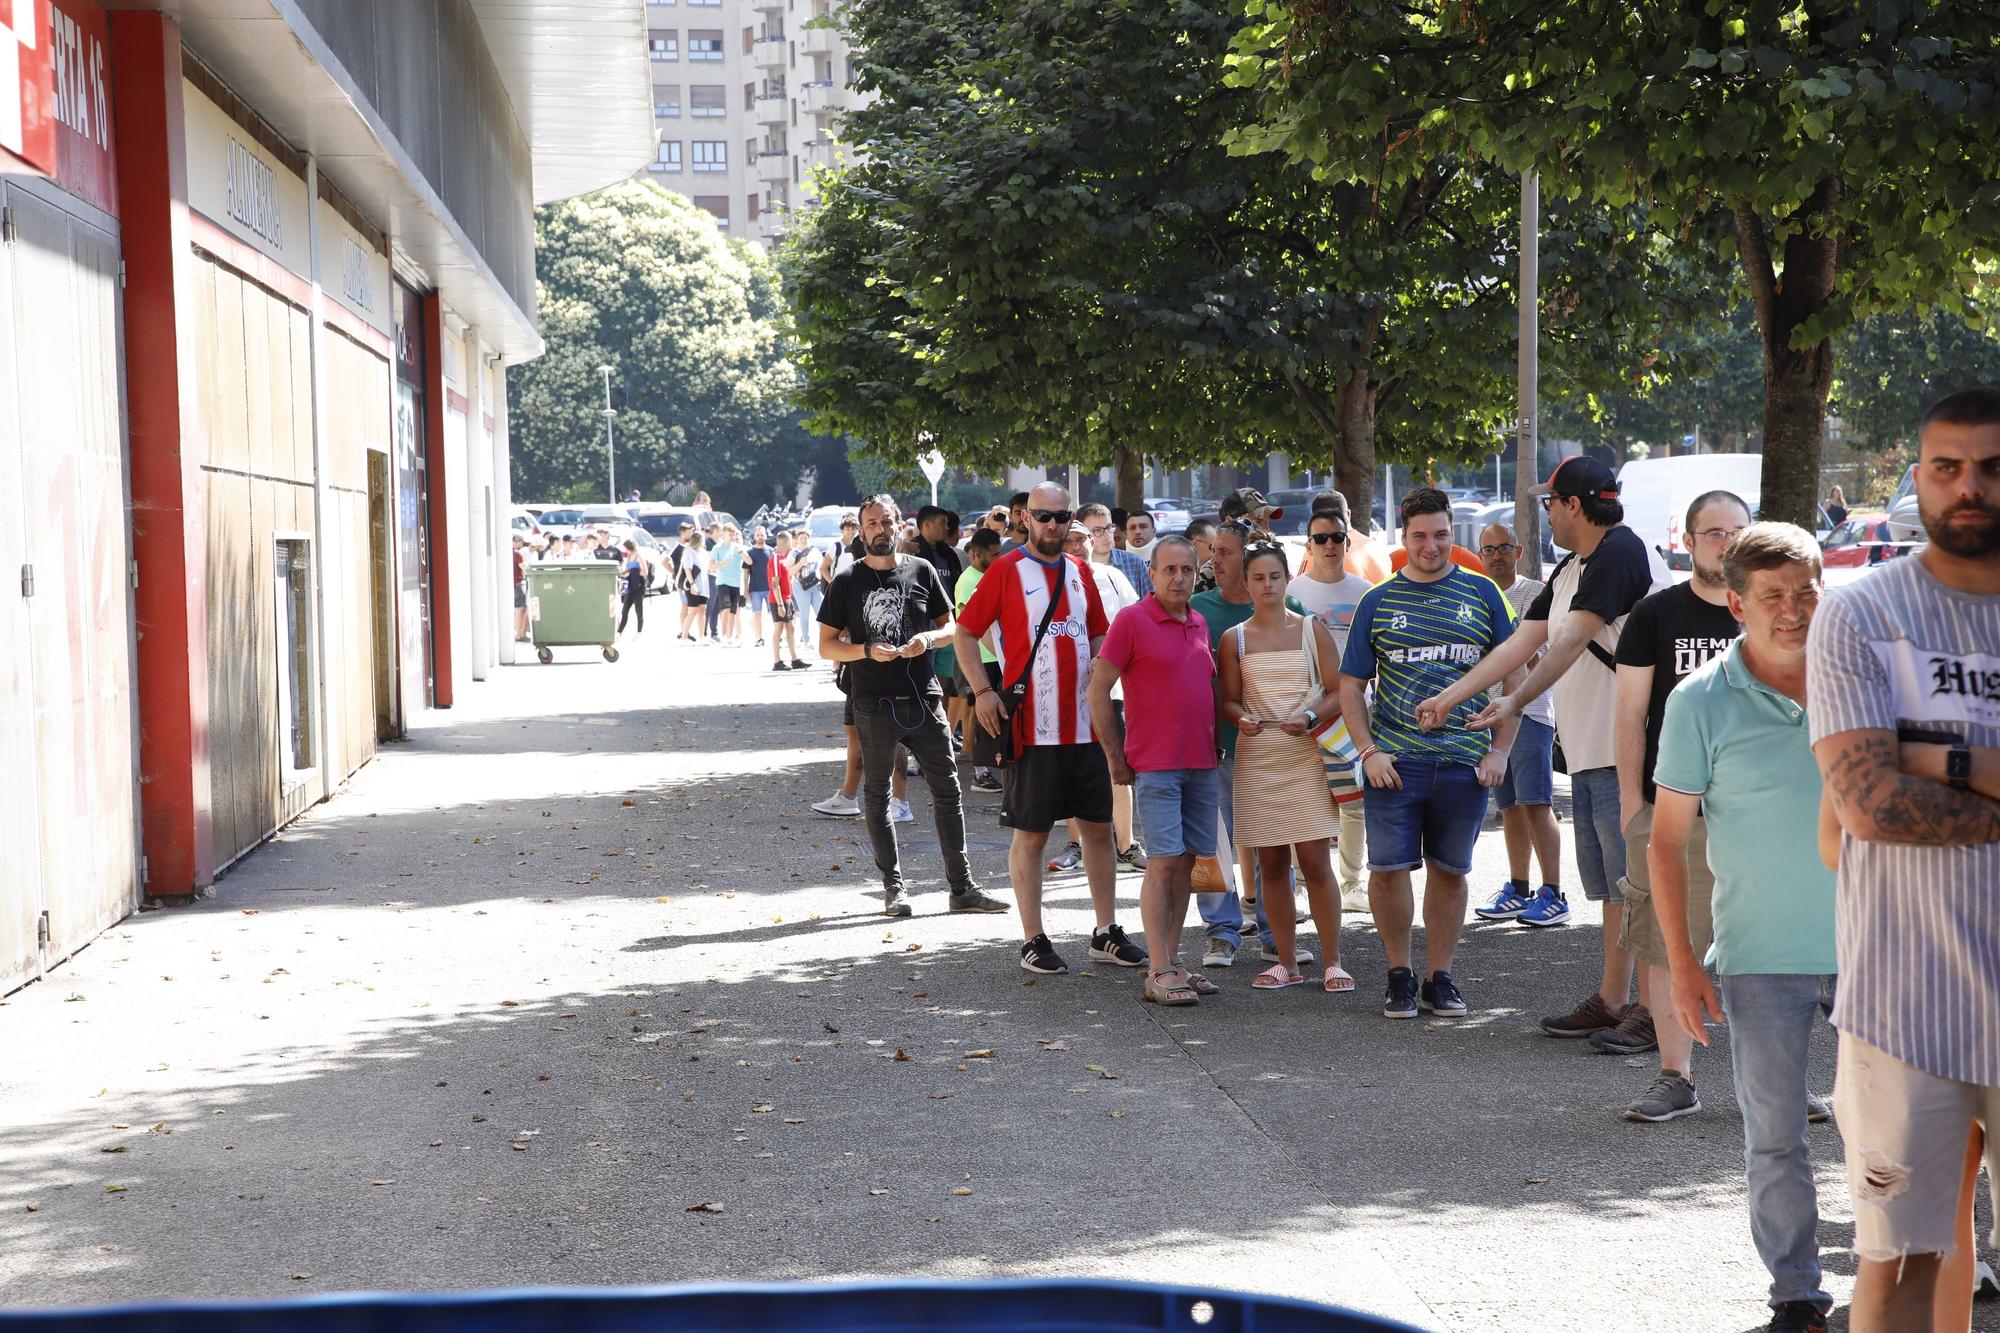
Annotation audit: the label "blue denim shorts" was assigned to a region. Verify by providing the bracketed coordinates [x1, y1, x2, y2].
[1363, 756, 1486, 875]
[1496, 715, 1555, 811]
[1132, 767, 1220, 858]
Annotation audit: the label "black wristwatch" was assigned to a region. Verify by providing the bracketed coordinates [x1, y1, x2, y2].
[1946, 745, 1973, 792]
[1304, 707, 1319, 729]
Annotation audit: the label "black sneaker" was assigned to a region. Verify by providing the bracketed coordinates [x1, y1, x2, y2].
[1419, 970, 1467, 1017]
[771, 661, 791, 671]
[969, 768, 1002, 793]
[790, 659, 808, 669]
[1020, 934, 1068, 975]
[1089, 924, 1147, 967]
[1383, 967, 1418, 1020]
[948, 889, 1009, 914]
[1767, 1300, 1827, 1332]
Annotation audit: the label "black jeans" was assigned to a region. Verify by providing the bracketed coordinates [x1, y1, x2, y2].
[618, 589, 644, 632]
[852, 693, 974, 897]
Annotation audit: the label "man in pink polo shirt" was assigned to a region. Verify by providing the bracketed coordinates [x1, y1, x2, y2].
[1089, 536, 1222, 1006]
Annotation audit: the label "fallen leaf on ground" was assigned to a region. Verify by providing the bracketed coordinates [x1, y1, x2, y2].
[1523, 1176, 1548, 1186]
[103, 1185, 126, 1194]
[892, 1049, 910, 1062]
[368, 1179, 395, 1187]
[1086, 1065, 1119, 1080]
[110, 1123, 129, 1130]
[964, 1049, 995, 1059]
[99, 1145, 127, 1154]
[1110, 1110, 1127, 1119]
[904, 943, 922, 952]
[24, 1200, 39, 1212]
[751, 1104, 775, 1113]
[782, 1117, 805, 1124]
[499, 1000, 518, 1008]
[686, 1201, 725, 1213]
[869, 1188, 889, 1196]
[951, 1187, 973, 1197]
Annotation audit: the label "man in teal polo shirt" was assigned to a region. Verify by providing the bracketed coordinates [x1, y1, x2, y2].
[1648, 522, 1836, 1333]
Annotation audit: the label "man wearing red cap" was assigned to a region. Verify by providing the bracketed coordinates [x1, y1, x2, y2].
[1415, 455, 1671, 1041]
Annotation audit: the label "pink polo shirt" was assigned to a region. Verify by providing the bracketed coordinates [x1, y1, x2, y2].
[1098, 596, 1217, 772]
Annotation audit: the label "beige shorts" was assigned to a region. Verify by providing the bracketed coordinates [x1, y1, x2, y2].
[1834, 1031, 2000, 1259]
[1616, 803, 1714, 968]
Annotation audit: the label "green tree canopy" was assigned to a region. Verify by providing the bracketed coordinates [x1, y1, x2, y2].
[509, 181, 841, 511]
[1225, 1, 2000, 525]
[785, 0, 1715, 524]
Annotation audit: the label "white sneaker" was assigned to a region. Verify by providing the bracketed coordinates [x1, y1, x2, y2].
[811, 792, 861, 817]
[1257, 944, 1315, 966]
[1202, 939, 1237, 968]
[1341, 888, 1371, 914]
[889, 797, 914, 824]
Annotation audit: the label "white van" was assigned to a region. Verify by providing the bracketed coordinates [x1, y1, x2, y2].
[1616, 454, 1765, 571]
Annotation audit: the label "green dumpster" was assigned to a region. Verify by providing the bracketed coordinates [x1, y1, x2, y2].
[526, 560, 622, 663]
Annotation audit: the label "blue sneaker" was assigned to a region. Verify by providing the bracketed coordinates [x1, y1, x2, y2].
[1518, 884, 1571, 928]
[1382, 967, 1418, 1020]
[1473, 882, 1533, 920]
[1420, 970, 1468, 1017]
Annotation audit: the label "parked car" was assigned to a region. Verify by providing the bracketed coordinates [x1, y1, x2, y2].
[508, 505, 541, 537]
[1821, 513, 1903, 568]
[630, 505, 705, 543]
[537, 506, 588, 530]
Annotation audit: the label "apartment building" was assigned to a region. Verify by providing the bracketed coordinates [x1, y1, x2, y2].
[642, 0, 864, 246]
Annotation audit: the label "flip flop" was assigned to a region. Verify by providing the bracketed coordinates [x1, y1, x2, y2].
[1323, 965, 1356, 993]
[1251, 964, 1305, 990]
[1143, 970, 1199, 1006]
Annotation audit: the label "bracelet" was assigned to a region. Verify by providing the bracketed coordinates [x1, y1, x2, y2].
[974, 687, 995, 700]
[1359, 745, 1380, 762]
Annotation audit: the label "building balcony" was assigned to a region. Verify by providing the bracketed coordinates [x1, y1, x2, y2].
[802, 22, 838, 56]
[751, 0, 783, 11]
[800, 79, 840, 116]
[756, 151, 789, 186]
[754, 92, 788, 126]
[752, 34, 787, 70]
[759, 211, 787, 243]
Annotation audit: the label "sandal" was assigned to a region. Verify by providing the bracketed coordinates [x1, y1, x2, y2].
[1251, 964, 1304, 990]
[1143, 969, 1199, 1006]
[1185, 972, 1220, 997]
[1323, 965, 1355, 993]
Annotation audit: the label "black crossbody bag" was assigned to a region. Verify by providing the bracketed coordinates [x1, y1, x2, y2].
[969, 587, 1063, 769]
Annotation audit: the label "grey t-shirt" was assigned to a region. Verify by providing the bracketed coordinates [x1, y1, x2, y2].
[1807, 556, 2000, 1085]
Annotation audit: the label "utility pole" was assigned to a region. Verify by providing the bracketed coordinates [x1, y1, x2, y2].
[1514, 172, 1543, 579]
[598, 364, 617, 504]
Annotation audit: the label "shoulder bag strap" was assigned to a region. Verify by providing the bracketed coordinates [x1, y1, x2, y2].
[1001, 571, 1065, 699]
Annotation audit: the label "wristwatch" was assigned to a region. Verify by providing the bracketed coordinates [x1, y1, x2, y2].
[1303, 707, 1319, 729]
[1946, 745, 1973, 791]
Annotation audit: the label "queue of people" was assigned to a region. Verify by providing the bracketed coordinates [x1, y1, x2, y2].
[754, 385, 1999, 1333]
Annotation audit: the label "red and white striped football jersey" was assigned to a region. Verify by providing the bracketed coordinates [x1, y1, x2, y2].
[958, 548, 1108, 748]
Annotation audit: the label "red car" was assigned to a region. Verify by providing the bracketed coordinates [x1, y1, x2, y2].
[1822, 513, 1902, 567]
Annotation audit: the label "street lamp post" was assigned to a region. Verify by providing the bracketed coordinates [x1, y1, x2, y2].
[597, 364, 617, 504]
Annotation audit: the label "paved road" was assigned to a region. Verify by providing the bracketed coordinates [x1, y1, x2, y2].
[0, 624, 1991, 1331]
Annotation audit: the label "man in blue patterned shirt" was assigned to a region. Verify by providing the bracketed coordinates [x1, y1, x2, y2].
[1339, 487, 1522, 1021]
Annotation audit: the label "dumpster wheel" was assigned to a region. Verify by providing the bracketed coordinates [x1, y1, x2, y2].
[603, 645, 621, 663]
[537, 646, 553, 664]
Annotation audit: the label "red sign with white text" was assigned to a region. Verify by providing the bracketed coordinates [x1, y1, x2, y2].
[1, 0, 115, 217]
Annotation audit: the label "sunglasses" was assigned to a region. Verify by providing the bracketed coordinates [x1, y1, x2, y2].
[1028, 508, 1075, 525]
[1308, 531, 1348, 545]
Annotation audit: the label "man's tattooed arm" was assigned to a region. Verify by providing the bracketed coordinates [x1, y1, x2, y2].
[1816, 729, 2000, 847]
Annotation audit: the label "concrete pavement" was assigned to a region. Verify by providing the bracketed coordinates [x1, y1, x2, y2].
[0, 621, 1991, 1331]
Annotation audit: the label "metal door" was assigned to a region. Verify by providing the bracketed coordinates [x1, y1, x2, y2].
[0, 183, 140, 994]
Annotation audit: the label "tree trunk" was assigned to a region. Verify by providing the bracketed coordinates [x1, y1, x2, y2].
[1113, 440, 1144, 515]
[1736, 185, 1840, 529]
[1332, 370, 1378, 533]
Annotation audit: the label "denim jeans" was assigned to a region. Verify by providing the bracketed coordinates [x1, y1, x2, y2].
[1719, 971, 1838, 1314]
[1569, 765, 1625, 902]
[797, 583, 823, 642]
[1194, 752, 1278, 951]
[852, 693, 974, 897]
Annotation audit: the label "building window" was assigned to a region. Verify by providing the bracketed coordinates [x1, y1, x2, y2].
[694, 196, 730, 226]
[646, 0, 674, 7]
[687, 0, 720, 6]
[654, 84, 682, 117]
[274, 538, 315, 778]
[690, 85, 726, 118]
[743, 26, 755, 55]
[688, 29, 724, 60]
[745, 82, 756, 110]
[748, 193, 760, 221]
[649, 31, 678, 60]
[653, 141, 683, 172]
[692, 140, 727, 173]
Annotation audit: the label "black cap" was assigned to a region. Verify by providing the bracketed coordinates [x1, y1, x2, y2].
[1528, 455, 1620, 501]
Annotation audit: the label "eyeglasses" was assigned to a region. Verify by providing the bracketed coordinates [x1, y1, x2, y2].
[1309, 531, 1348, 545]
[1693, 527, 1746, 543]
[1478, 543, 1519, 557]
[1083, 524, 1112, 537]
[1028, 508, 1075, 525]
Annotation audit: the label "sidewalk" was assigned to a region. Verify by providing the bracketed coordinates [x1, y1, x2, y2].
[0, 625, 1957, 1331]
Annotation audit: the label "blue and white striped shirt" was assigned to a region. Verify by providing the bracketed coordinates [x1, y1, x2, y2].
[1807, 556, 2000, 1086]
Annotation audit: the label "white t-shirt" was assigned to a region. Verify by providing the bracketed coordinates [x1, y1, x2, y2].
[1498, 576, 1555, 728]
[1285, 570, 1368, 656]
[1086, 562, 1140, 700]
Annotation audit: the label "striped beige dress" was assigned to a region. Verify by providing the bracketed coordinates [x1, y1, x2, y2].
[1230, 624, 1339, 849]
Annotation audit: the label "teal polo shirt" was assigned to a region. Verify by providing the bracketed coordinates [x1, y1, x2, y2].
[1653, 640, 1836, 976]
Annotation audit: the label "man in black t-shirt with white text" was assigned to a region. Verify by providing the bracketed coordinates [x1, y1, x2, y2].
[818, 495, 1008, 919]
[1608, 490, 1749, 1123]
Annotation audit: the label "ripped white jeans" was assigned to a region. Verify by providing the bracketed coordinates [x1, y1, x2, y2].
[1834, 1030, 2000, 1260]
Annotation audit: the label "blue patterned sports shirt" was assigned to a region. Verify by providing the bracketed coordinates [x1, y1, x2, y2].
[1339, 566, 1516, 765]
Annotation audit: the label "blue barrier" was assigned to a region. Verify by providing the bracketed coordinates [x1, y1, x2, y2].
[0, 1278, 1431, 1332]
